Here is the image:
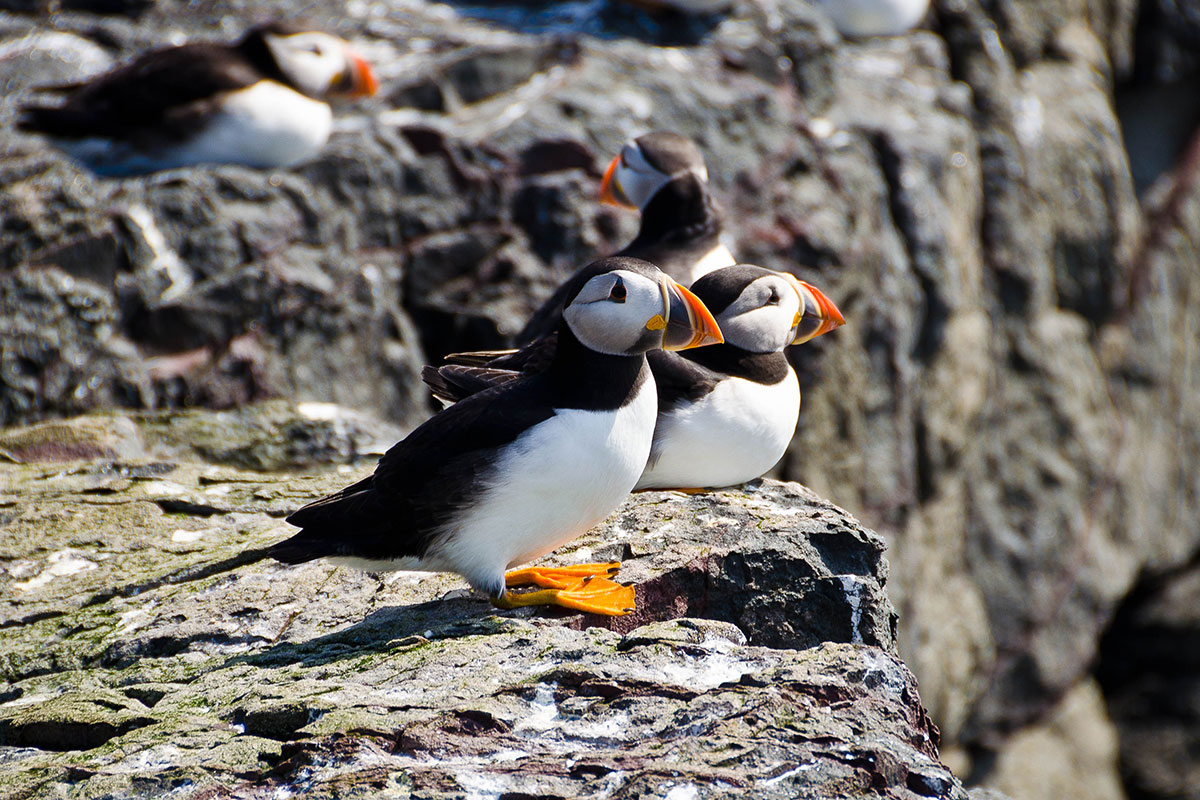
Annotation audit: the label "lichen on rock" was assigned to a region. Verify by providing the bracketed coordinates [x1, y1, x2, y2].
[0, 409, 966, 799]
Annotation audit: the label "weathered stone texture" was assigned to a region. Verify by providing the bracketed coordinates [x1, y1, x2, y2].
[1, 0, 1198, 797]
[0, 411, 961, 799]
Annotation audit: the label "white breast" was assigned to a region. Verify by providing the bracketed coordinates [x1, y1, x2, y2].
[170, 81, 333, 168]
[419, 376, 658, 595]
[816, 0, 929, 37]
[635, 368, 800, 490]
[62, 80, 333, 175]
[686, 242, 737, 285]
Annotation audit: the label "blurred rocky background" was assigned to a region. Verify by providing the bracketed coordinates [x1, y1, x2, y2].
[1, 0, 1198, 798]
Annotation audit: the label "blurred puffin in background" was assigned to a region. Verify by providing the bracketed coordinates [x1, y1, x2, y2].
[17, 22, 378, 176]
[814, 0, 930, 37]
[518, 131, 734, 343]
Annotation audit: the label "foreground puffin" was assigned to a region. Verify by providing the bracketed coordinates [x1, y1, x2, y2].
[425, 265, 845, 491]
[517, 131, 733, 342]
[17, 22, 378, 176]
[270, 257, 722, 616]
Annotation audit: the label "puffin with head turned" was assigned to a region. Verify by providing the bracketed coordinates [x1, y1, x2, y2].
[517, 131, 734, 343]
[269, 257, 723, 616]
[426, 264, 844, 492]
[635, 265, 843, 490]
[17, 22, 378, 176]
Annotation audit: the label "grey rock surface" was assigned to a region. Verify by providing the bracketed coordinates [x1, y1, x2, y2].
[0, 414, 965, 799]
[2, 1, 1199, 798]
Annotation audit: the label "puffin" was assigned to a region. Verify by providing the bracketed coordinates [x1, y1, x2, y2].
[269, 257, 723, 616]
[17, 22, 378, 176]
[424, 265, 845, 491]
[635, 265, 844, 490]
[517, 131, 733, 343]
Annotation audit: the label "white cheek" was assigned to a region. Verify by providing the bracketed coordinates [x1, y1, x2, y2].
[618, 164, 671, 208]
[722, 307, 793, 352]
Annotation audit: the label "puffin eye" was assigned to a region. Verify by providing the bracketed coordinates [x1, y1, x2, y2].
[609, 278, 627, 303]
[765, 287, 780, 306]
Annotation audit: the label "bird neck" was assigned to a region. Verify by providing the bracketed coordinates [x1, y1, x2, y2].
[683, 344, 790, 384]
[630, 174, 723, 249]
[237, 30, 294, 91]
[548, 325, 649, 409]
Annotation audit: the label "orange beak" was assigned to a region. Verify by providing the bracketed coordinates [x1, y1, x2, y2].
[789, 279, 845, 344]
[344, 51, 379, 98]
[659, 277, 724, 350]
[599, 155, 636, 209]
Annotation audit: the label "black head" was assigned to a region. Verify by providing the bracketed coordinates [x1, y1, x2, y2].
[238, 22, 378, 99]
[633, 131, 707, 179]
[599, 131, 709, 210]
[690, 265, 845, 352]
[560, 257, 722, 355]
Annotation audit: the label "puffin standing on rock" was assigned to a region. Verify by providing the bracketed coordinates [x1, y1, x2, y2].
[518, 131, 734, 342]
[635, 265, 844, 490]
[269, 257, 723, 616]
[426, 265, 845, 492]
[17, 22, 378, 176]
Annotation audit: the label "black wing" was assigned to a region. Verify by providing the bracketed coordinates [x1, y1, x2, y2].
[646, 349, 721, 414]
[426, 333, 561, 403]
[270, 378, 555, 565]
[421, 363, 523, 405]
[18, 43, 261, 140]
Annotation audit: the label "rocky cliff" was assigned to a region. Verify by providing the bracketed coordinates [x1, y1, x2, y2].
[1, 1, 1198, 798]
[1, 408, 965, 799]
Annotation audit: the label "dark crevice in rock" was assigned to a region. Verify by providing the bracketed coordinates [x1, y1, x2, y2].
[122, 686, 166, 708]
[870, 131, 948, 364]
[151, 498, 226, 516]
[232, 702, 324, 742]
[78, 547, 273, 610]
[0, 714, 156, 752]
[1097, 546, 1200, 800]
[98, 631, 274, 669]
[0, 609, 65, 629]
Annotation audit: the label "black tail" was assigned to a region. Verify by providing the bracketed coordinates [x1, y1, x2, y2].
[267, 532, 333, 565]
[17, 105, 90, 137]
[269, 475, 409, 565]
[421, 364, 520, 405]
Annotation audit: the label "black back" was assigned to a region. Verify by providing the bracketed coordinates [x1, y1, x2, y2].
[17, 25, 298, 141]
[687, 265, 775, 317]
[516, 173, 724, 344]
[428, 263, 790, 412]
[272, 289, 649, 568]
[619, 172, 724, 277]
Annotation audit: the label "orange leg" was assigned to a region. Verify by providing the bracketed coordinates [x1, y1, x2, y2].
[495, 563, 635, 616]
[504, 562, 621, 589]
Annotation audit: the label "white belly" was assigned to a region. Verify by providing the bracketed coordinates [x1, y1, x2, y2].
[815, 0, 929, 37]
[421, 377, 658, 594]
[636, 369, 800, 490]
[64, 80, 333, 175]
[170, 81, 334, 168]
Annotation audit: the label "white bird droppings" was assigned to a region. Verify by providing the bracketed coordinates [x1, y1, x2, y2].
[664, 783, 700, 800]
[11, 549, 98, 592]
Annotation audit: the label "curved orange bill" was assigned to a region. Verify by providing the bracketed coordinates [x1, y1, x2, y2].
[790, 279, 845, 344]
[599, 155, 635, 209]
[658, 277, 723, 351]
[344, 52, 379, 98]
